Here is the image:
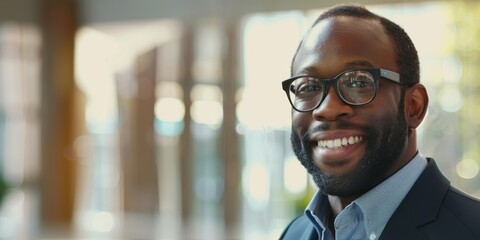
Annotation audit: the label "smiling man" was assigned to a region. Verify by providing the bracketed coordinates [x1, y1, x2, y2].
[280, 4, 480, 240]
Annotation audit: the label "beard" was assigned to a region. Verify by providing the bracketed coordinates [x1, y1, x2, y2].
[291, 101, 408, 197]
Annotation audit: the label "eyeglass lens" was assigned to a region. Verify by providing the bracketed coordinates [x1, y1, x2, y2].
[288, 70, 377, 111]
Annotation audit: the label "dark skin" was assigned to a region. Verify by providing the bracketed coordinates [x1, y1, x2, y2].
[291, 16, 429, 233]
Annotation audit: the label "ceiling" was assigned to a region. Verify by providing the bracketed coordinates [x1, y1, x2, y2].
[0, 0, 430, 25]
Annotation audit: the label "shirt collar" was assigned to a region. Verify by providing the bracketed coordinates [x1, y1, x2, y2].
[305, 190, 333, 239]
[304, 152, 428, 239]
[354, 152, 427, 237]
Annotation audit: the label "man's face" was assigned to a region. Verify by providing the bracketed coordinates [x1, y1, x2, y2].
[290, 16, 409, 197]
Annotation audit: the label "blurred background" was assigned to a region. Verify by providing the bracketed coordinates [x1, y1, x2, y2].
[0, 0, 479, 239]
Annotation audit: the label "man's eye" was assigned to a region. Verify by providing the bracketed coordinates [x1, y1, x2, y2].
[295, 85, 322, 100]
[345, 77, 373, 88]
[292, 78, 322, 96]
[297, 84, 321, 93]
[349, 80, 370, 88]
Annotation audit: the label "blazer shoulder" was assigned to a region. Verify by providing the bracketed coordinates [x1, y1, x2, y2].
[380, 159, 480, 240]
[446, 186, 480, 210]
[417, 186, 480, 240]
[443, 186, 480, 228]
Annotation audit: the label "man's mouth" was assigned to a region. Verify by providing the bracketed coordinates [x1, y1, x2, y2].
[317, 136, 363, 149]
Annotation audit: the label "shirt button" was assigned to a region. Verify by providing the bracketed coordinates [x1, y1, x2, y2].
[370, 233, 377, 240]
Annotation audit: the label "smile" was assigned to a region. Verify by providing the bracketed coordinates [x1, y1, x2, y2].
[318, 136, 363, 149]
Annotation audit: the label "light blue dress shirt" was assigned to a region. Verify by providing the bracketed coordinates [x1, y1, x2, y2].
[305, 152, 428, 240]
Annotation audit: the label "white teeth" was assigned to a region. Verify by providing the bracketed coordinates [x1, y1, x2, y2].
[318, 136, 363, 149]
[334, 139, 341, 148]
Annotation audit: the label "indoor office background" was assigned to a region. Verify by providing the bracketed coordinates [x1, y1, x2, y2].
[0, 0, 479, 239]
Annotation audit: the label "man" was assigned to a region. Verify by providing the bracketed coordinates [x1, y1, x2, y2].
[280, 4, 480, 240]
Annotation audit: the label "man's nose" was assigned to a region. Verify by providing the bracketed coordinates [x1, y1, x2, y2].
[312, 86, 354, 121]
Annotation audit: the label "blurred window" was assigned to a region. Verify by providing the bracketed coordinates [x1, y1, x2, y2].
[0, 22, 41, 238]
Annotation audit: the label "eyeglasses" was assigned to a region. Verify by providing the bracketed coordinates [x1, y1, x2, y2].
[282, 68, 405, 112]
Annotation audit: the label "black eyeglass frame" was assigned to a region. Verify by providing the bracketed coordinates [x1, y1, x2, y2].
[281, 68, 406, 112]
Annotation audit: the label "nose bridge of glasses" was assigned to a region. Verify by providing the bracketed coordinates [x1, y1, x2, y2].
[310, 84, 354, 120]
[322, 81, 344, 105]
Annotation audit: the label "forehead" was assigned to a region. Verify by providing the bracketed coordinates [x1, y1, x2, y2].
[293, 16, 396, 76]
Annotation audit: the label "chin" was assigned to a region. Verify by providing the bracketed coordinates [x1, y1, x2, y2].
[292, 117, 408, 197]
[311, 165, 385, 197]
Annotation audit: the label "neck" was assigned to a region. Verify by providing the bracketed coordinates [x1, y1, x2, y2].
[327, 194, 359, 218]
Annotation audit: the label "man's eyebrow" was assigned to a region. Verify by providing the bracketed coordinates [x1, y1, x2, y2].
[301, 66, 318, 74]
[345, 60, 375, 68]
[296, 60, 376, 76]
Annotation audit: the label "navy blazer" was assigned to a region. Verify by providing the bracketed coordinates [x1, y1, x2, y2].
[280, 159, 480, 240]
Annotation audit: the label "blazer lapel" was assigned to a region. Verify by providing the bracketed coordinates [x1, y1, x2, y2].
[379, 159, 450, 240]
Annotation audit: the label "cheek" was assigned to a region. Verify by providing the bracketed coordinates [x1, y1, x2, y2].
[357, 106, 396, 128]
[292, 111, 311, 135]
[367, 86, 403, 119]
[352, 98, 401, 133]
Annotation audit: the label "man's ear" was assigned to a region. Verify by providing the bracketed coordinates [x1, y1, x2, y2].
[405, 84, 429, 129]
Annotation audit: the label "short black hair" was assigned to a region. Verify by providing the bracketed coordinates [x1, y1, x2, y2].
[291, 4, 420, 86]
